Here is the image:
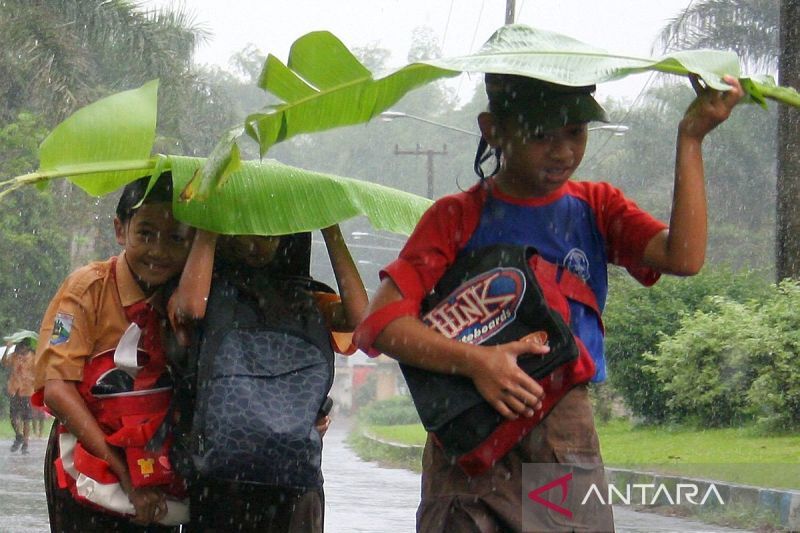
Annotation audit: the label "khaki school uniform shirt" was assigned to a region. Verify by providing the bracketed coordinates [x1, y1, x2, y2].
[34, 253, 156, 390]
[4, 350, 35, 396]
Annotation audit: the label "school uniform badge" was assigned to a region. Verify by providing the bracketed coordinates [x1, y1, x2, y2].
[51, 312, 73, 345]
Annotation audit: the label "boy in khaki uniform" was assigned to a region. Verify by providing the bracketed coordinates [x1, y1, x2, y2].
[34, 173, 193, 531]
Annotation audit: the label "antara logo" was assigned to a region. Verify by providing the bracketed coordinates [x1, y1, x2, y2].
[526, 471, 725, 517]
[581, 482, 725, 506]
[423, 267, 526, 344]
[528, 472, 573, 518]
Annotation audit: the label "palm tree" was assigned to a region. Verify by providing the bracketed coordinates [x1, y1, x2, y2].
[0, 0, 211, 268]
[653, 0, 779, 73]
[0, 0, 206, 124]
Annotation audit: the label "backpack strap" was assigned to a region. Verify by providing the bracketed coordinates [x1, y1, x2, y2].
[534, 259, 603, 333]
[190, 279, 239, 447]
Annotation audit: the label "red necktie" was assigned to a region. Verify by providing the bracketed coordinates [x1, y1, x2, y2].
[123, 300, 167, 390]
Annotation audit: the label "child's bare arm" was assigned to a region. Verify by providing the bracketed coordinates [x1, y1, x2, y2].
[167, 229, 218, 345]
[44, 379, 168, 524]
[367, 277, 547, 420]
[644, 75, 744, 275]
[321, 225, 368, 330]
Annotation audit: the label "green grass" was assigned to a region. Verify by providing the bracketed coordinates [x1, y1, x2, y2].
[0, 420, 17, 439]
[367, 424, 427, 445]
[365, 418, 800, 490]
[347, 425, 423, 472]
[597, 419, 800, 490]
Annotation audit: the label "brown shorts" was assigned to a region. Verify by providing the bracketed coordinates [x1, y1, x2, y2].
[9, 393, 33, 421]
[417, 384, 615, 533]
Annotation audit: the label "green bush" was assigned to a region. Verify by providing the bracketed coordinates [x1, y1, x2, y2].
[645, 280, 800, 432]
[746, 280, 800, 431]
[646, 298, 763, 426]
[604, 266, 771, 423]
[358, 395, 420, 426]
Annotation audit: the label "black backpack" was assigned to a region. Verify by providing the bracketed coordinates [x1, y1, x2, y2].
[400, 244, 583, 469]
[169, 234, 335, 490]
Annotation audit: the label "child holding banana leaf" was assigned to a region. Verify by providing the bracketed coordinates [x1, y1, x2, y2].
[166, 225, 367, 533]
[355, 72, 743, 531]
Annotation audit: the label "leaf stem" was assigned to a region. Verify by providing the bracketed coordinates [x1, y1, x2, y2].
[0, 159, 157, 191]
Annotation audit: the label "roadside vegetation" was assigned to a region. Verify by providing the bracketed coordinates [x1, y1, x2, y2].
[355, 410, 799, 489]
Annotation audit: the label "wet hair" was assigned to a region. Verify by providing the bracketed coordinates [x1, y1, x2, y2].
[474, 137, 501, 181]
[115, 172, 174, 223]
[474, 74, 608, 179]
[16, 338, 35, 353]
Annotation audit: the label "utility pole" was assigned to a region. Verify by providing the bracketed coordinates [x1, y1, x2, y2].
[505, 0, 516, 24]
[394, 144, 447, 199]
[777, 0, 800, 280]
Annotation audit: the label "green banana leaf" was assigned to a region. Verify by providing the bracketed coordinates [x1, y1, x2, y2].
[0, 80, 432, 236]
[170, 156, 430, 236]
[245, 32, 456, 158]
[2, 330, 39, 349]
[247, 24, 800, 160]
[39, 80, 159, 196]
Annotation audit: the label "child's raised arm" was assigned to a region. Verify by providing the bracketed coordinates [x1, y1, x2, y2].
[643, 74, 744, 275]
[320, 225, 368, 331]
[167, 229, 218, 345]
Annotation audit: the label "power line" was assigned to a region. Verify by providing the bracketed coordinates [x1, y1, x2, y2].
[393, 144, 448, 199]
[440, 0, 456, 54]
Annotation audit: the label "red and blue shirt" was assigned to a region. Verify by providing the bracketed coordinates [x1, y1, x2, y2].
[360, 178, 667, 382]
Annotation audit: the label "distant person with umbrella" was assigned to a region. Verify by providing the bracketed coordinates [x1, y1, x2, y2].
[2, 332, 38, 455]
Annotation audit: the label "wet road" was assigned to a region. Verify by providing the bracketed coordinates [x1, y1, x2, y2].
[321, 422, 752, 533]
[323, 422, 420, 532]
[0, 434, 49, 532]
[1, 424, 751, 532]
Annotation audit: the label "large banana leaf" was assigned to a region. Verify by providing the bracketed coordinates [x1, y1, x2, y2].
[0, 81, 159, 198]
[247, 24, 800, 160]
[170, 156, 430, 236]
[0, 80, 432, 236]
[245, 31, 456, 158]
[39, 80, 159, 196]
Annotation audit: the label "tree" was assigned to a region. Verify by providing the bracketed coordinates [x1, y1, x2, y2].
[407, 26, 441, 62]
[654, 0, 779, 72]
[777, 0, 800, 280]
[0, 113, 69, 333]
[0, 0, 209, 268]
[0, 0, 205, 126]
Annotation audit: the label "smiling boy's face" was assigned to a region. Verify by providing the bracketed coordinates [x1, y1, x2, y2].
[114, 202, 194, 292]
